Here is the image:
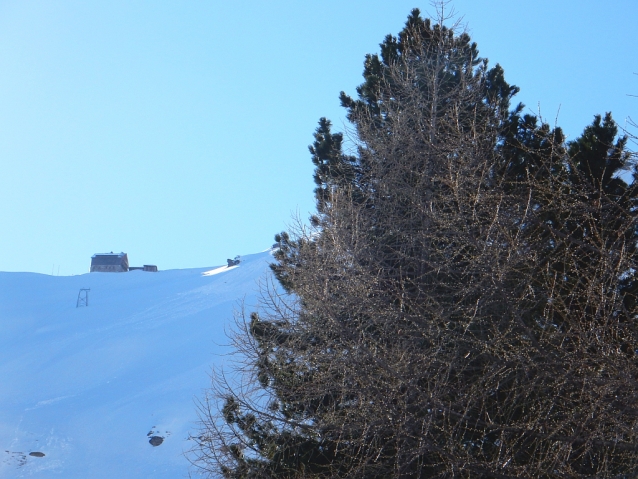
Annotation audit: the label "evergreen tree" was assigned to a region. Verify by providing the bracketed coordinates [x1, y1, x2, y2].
[194, 8, 638, 478]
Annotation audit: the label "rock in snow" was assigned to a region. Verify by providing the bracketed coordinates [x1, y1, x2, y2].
[0, 250, 274, 478]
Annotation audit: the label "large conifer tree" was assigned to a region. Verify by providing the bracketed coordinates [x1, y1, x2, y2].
[194, 9, 638, 478]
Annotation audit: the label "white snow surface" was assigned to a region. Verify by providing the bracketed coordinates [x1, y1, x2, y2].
[0, 250, 274, 478]
[202, 265, 239, 276]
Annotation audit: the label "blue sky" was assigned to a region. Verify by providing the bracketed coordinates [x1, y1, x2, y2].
[0, 0, 636, 275]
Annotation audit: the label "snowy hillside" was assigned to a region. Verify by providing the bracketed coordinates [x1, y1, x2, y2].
[0, 250, 274, 478]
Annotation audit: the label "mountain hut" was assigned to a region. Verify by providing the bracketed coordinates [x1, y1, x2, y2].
[90, 252, 129, 272]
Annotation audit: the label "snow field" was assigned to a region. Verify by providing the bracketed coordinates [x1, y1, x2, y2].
[0, 250, 273, 478]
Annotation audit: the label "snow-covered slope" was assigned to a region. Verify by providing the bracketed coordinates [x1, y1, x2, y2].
[0, 250, 274, 478]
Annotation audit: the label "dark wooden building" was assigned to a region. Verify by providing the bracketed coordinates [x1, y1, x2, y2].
[90, 252, 129, 272]
[129, 265, 158, 272]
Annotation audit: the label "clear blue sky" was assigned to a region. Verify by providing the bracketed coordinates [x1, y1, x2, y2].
[0, 0, 636, 275]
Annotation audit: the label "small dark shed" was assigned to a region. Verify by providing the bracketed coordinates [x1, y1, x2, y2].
[90, 252, 129, 272]
[129, 264, 158, 272]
